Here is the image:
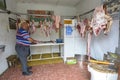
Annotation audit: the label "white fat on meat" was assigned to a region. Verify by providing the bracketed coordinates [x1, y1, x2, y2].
[77, 21, 86, 38]
[91, 5, 108, 36]
[51, 15, 61, 32]
[29, 20, 36, 34]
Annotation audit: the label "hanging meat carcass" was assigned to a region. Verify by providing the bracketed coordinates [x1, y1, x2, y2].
[38, 21, 43, 28]
[80, 21, 86, 38]
[29, 20, 36, 34]
[91, 5, 107, 36]
[77, 21, 86, 38]
[39, 21, 45, 34]
[87, 4, 113, 61]
[91, 4, 113, 36]
[39, 19, 53, 37]
[51, 15, 61, 32]
[86, 26, 93, 61]
[77, 17, 92, 38]
[83, 18, 93, 60]
[76, 16, 94, 60]
[41, 19, 53, 37]
[77, 22, 81, 35]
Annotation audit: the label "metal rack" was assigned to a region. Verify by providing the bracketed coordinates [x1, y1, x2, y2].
[0, 10, 51, 16]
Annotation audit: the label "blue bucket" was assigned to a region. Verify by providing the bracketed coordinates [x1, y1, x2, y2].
[56, 39, 63, 43]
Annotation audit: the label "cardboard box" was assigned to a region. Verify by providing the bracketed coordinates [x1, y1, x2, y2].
[66, 57, 77, 64]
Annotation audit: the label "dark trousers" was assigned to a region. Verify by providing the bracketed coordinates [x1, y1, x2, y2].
[15, 44, 30, 72]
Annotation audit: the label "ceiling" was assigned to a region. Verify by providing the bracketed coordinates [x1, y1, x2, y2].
[16, 0, 81, 7]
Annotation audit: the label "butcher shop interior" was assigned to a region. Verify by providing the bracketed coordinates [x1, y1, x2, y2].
[0, 0, 120, 80]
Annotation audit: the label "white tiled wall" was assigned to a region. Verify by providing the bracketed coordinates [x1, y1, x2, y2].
[0, 0, 17, 75]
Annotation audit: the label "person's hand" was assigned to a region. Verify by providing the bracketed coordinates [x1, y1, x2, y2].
[31, 40, 39, 44]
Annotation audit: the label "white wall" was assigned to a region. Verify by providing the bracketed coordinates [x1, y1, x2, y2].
[0, 0, 17, 75]
[76, 0, 101, 15]
[16, 3, 76, 18]
[90, 20, 119, 60]
[16, 3, 77, 54]
[0, 1, 76, 75]
[75, 0, 119, 60]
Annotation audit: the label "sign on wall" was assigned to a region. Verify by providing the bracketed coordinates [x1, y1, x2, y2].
[66, 26, 73, 35]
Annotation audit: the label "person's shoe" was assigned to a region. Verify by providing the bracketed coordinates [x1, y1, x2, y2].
[27, 66, 32, 71]
[27, 66, 32, 70]
[22, 71, 33, 76]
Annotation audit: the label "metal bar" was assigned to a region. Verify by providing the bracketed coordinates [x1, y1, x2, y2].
[0, 10, 51, 16]
[0, 10, 74, 18]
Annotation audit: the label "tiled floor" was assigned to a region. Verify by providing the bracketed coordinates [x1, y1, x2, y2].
[4, 54, 120, 80]
[2, 60, 120, 80]
[0, 62, 90, 80]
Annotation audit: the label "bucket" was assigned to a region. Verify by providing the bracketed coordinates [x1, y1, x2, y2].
[75, 54, 87, 61]
[88, 63, 118, 80]
[56, 39, 63, 43]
